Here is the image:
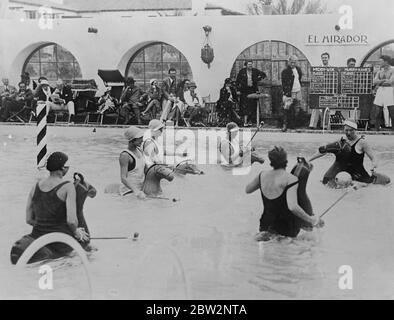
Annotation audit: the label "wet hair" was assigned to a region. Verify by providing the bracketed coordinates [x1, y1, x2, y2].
[347, 58, 356, 65]
[321, 52, 330, 59]
[268, 146, 288, 170]
[380, 55, 392, 64]
[46, 152, 68, 172]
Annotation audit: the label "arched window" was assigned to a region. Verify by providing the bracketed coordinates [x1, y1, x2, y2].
[23, 43, 82, 83]
[125, 42, 193, 89]
[362, 41, 394, 71]
[230, 40, 312, 115]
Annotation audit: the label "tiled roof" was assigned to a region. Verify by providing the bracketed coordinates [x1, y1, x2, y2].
[9, 0, 192, 12]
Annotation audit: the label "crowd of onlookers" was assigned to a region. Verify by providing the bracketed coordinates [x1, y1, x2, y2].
[0, 73, 75, 122]
[1, 53, 394, 131]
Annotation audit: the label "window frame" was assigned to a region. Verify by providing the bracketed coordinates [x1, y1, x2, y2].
[22, 43, 82, 83]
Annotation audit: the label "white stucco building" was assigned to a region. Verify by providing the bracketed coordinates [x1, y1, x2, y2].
[0, 1, 393, 116]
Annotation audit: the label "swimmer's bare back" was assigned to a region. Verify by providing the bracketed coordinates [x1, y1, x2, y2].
[259, 170, 298, 199]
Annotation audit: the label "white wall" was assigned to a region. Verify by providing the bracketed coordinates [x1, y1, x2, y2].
[0, 13, 393, 100]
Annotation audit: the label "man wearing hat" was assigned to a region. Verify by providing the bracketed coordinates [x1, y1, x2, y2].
[11, 152, 90, 264]
[119, 77, 144, 125]
[308, 120, 390, 186]
[184, 81, 208, 126]
[119, 126, 147, 198]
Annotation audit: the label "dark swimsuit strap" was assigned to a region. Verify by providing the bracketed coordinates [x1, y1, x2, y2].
[258, 173, 299, 198]
[36, 181, 70, 193]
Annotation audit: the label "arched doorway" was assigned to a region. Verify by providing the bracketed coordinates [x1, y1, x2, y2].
[361, 40, 394, 70]
[23, 43, 82, 84]
[125, 42, 193, 90]
[230, 40, 312, 117]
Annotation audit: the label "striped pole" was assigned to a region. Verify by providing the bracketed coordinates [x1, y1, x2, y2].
[36, 101, 48, 168]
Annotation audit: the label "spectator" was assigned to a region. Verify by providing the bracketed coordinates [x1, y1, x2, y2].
[236, 60, 266, 127]
[35, 79, 75, 118]
[281, 55, 303, 131]
[176, 79, 190, 104]
[321, 52, 331, 67]
[0, 81, 33, 121]
[160, 68, 179, 122]
[140, 79, 163, 119]
[216, 78, 241, 126]
[97, 89, 118, 114]
[309, 52, 332, 129]
[0, 78, 17, 111]
[119, 77, 144, 125]
[373, 55, 394, 131]
[184, 81, 208, 126]
[52, 79, 75, 120]
[20, 72, 31, 89]
[347, 58, 356, 68]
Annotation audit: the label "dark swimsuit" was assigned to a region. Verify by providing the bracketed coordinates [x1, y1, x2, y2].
[11, 181, 91, 265]
[346, 138, 373, 183]
[259, 175, 301, 238]
[323, 137, 373, 184]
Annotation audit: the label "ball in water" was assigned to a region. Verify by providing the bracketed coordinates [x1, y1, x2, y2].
[335, 172, 352, 188]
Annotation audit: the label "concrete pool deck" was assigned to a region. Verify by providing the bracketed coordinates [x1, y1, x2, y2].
[1, 122, 394, 136]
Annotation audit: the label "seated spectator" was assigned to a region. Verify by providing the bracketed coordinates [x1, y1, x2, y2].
[216, 78, 242, 126]
[176, 79, 191, 104]
[0, 78, 17, 111]
[0, 81, 33, 121]
[166, 94, 185, 126]
[51, 79, 76, 120]
[21, 72, 31, 89]
[140, 79, 163, 119]
[184, 82, 209, 126]
[119, 77, 144, 125]
[97, 89, 118, 114]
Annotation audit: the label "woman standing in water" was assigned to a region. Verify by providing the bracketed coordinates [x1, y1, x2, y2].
[246, 146, 324, 240]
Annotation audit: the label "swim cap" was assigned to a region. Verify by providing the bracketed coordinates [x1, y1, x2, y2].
[268, 146, 287, 169]
[343, 120, 357, 130]
[148, 119, 164, 132]
[226, 122, 239, 133]
[124, 126, 144, 141]
[46, 152, 68, 172]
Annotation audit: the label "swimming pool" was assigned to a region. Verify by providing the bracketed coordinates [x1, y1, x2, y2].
[1, 125, 394, 299]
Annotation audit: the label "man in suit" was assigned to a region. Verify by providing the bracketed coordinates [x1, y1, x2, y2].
[0, 81, 34, 121]
[235, 60, 266, 127]
[0, 78, 17, 110]
[160, 68, 179, 122]
[281, 55, 303, 131]
[119, 77, 144, 125]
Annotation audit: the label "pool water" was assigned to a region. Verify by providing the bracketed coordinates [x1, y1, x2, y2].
[1, 125, 394, 299]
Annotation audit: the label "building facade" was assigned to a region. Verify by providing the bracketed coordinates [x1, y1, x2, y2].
[1, 9, 393, 115]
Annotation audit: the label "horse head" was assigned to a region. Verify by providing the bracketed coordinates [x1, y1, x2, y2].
[174, 160, 204, 176]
